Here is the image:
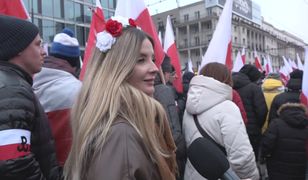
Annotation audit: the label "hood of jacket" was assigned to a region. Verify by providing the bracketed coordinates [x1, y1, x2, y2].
[278, 103, 308, 128]
[186, 75, 232, 115]
[262, 78, 284, 91]
[232, 72, 251, 90]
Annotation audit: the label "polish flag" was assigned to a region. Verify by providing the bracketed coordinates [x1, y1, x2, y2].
[283, 56, 293, 74]
[0, 0, 29, 20]
[241, 47, 246, 64]
[279, 65, 289, 86]
[300, 47, 308, 107]
[188, 58, 194, 73]
[164, 15, 183, 93]
[79, 0, 105, 80]
[200, 0, 233, 71]
[288, 58, 298, 70]
[0, 129, 31, 160]
[115, 0, 165, 67]
[297, 53, 304, 70]
[254, 50, 263, 72]
[266, 55, 273, 73]
[232, 51, 244, 72]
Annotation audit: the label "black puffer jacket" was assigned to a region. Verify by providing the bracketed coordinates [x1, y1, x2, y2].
[261, 103, 308, 180]
[233, 72, 268, 158]
[232, 72, 268, 135]
[0, 62, 62, 180]
[268, 77, 302, 123]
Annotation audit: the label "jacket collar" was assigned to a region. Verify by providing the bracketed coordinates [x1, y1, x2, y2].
[0, 61, 33, 85]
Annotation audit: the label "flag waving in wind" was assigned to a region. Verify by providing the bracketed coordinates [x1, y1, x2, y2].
[232, 51, 244, 72]
[241, 47, 246, 64]
[164, 15, 183, 93]
[200, 0, 233, 71]
[0, 0, 29, 19]
[79, 0, 105, 80]
[115, 0, 165, 67]
[300, 47, 308, 107]
[254, 50, 263, 72]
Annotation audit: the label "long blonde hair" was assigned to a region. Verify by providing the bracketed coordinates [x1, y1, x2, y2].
[64, 27, 176, 180]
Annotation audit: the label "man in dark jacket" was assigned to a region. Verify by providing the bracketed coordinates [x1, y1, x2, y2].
[268, 69, 303, 123]
[261, 103, 308, 180]
[232, 65, 268, 159]
[154, 56, 186, 180]
[0, 15, 62, 180]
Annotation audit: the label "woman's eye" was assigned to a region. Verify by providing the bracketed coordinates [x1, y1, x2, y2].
[137, 58, 145, 63]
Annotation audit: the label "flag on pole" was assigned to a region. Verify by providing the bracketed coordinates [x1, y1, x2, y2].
[79, 0, 105, 80]
[241, 47, 246, 64]
[288, 58, 298, 70]
[279, 65, 289, 86]
[115, 0, 165, 67]
[200, 0, 233, 71]
[254, 50, 263, 72]
[267, 55, 273, 73]
[187, 58, 194, 73]
[0, 0, 29, 20]
[164, 15, 183, 93]
[282, 56, 293, 74]
[297, 53, 304, 70]
[232, 51, 244, 72]
[300, 47, 308, 107]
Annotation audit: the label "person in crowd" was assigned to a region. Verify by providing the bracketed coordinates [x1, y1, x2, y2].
[232, 64, 268, 159]
[183, 62, 259, 180]
[181, 71, 195, 123]
[64, 16, 177, 180]
[261, 103, 308, 180]
[261, 73, 284, 133]
[154, 56, 186, 180]
[33, 28, 82, 166]
[0, 15, 62, 180]
[232, 89, 248, 125]
[268, 69, 303, 123]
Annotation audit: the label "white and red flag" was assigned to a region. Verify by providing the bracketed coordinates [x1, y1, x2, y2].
[164, 15, 183, 92]
[300, 47, 308, 107]
[241, 47, 246, 64]
[279, 65, 289, 86]
[297, 53, 304, 70]
[79, 0, 105, 80]
[0, 0, 29, 19]
[254, 50, 263, 72]
[115, 0, 165, 67]
[232, 51, 244, 72]
[187, 58, 194, 73]
[288, 58, 298, 70]
[200, 0, 233, 71]
[282, 56, 293, 74]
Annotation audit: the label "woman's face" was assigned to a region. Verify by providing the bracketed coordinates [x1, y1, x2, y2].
[127, 38, 158, 96]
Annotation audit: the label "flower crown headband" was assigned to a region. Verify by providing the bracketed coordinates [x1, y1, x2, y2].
[96, 16, 140, 53]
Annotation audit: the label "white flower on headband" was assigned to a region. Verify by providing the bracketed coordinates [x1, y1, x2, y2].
[96, 31, 116, 53]
[95, 16, 140, 52]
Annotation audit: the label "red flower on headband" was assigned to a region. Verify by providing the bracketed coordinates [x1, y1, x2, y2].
[128, 18, 137, 27]
[105, 19, 123, 37]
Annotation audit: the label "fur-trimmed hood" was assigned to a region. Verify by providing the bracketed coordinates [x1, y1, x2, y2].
[278, 103, 308, 128]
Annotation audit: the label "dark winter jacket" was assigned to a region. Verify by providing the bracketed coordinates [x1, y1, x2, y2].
[0, 61, 63, 180]
[232, 72, 268, 135]
[232, 72, 268, 158]
[261, 103, 308, 180]
[154, 75, 186, 180]
[268, 77, 302, 123]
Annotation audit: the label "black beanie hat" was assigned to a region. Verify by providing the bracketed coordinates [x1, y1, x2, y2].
[0, 15, 39, 61]
[289, 69, 303, 79]
[240, 64, 261, 82]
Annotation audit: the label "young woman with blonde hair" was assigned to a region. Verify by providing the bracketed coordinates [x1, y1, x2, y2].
[64, 16, 177, 180]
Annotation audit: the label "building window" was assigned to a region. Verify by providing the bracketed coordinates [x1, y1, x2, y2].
[171, 17, 176, 25]
[195, 11, 200, 19]
[76, 26, 85, 46]
[55, 22, 65, 33]
[184, 14, 189, 22]
[184, 39, 188, 47]
[75, 2, 83, 22]
[207, 8, 212, 16]
[195, 37, 200, 46]
[64, 0, 74, 21]
[234, 37, 237, 43]
[42, 19, 55, 43]
[243, 38, 246, 45]
[234, 26, 237, 32]
[42, 1, 53, 17]
[242, 27, 245, 33]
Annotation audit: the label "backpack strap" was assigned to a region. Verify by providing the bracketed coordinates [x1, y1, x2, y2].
[193, 114, 227, 155]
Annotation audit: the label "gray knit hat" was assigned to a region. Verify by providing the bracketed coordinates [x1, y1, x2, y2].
[0, 15, 39, 61]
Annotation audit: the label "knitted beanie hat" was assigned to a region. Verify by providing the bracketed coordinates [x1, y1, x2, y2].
[239, 64, 261, 82]
[50, 28, 80, 67]
[0, 15, 39, 61]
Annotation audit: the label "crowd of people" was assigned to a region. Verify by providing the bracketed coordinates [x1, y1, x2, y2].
[0, 14, 308, 180]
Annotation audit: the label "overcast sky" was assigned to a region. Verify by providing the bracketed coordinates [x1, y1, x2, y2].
[145, 0, 308, 44]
